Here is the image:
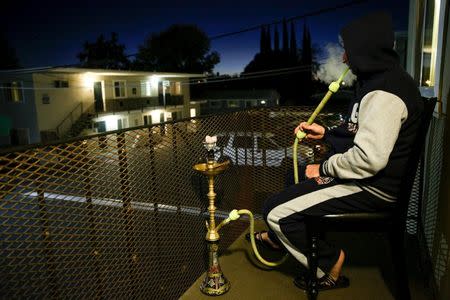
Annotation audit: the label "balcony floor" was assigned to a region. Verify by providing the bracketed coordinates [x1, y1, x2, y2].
[181, 221, 432, 299]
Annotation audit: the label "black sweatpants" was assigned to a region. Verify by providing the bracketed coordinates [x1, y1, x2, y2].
[263, 173, 395, 277]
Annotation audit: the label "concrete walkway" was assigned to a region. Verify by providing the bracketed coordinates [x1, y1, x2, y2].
[181, 221, 431, 300]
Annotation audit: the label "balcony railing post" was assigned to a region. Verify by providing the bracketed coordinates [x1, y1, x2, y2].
[36, 160, 59, 298]
[283, 108, 288, 160]
[244, 119, 248, 165]
[81, 141, 105, 299]
[262, 112, 267, 167]
[148, 128, 157, 183]
[234, 116, 238, 165]
[172, 123, 178, 166]
[117, 132, 138, 296]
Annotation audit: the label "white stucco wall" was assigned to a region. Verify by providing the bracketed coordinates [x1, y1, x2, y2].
[32, 73, 94, 132]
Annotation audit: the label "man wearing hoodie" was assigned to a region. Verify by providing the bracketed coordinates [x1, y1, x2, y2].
[249, 12, 424, 290]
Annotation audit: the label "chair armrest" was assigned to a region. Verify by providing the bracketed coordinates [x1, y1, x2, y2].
[320, 212, 393, 220]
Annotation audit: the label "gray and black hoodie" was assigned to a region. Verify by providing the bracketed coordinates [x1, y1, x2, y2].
[319, 12, 424, 201]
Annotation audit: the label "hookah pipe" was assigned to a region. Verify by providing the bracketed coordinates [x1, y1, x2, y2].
[293, 67, 349, 184]
[214, 67, 350, 268]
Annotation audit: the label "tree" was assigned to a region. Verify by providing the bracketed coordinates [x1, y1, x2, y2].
[301, 22, 312, 66]
[260, 25, 266, 54]
[298, 22, 314, 104]
[290, 21, 297, 59]
[274, 26, 280, 52]
[242, 19, 316, 105]
[77, 32, 130, 69]
[134, 24, 220, 73]
[265, 25, 272, 53]
[0, 33, 20, 70]
[282, 18, 289, 55]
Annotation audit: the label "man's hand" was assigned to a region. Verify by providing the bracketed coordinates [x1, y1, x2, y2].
[294, 122, 325, 140]
[305, 164, 320, 178]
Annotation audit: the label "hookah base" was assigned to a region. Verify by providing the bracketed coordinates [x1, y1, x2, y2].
[200, 242, 230, 295]
[200, 270, 230, 296]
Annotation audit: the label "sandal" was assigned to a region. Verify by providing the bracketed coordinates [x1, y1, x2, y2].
[245, 231, 283, 252]
[294, 273, 350, 291]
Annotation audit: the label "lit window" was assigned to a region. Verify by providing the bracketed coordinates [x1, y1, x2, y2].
[175, 82, 181, 95]
[3, 82, 24, 103]
[140, 80, 152, 96]
[168, 81, 181, 95]
[113, 81, 126, 98]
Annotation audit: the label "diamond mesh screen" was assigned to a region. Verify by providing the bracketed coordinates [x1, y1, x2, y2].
[422, 116, 445, 254]
[406, 159, 422, 234]
[0, 106, 427, 299]
[1, 106, 346, 299]
[421, 115, 447, 290]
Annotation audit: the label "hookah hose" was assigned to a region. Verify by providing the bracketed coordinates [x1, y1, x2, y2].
[216, 209, 289, 267]
[293, 67, 350, 184]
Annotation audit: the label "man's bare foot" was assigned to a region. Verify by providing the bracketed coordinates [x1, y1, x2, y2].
[259, 231, 281, 249]
[329, 250, 345, 281]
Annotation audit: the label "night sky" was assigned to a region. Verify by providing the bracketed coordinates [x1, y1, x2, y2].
[3, 0, 409, 74]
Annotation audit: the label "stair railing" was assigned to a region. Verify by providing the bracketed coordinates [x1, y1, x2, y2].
[56, 102, 83, 138]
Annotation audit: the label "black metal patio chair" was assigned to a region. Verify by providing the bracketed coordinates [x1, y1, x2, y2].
[304, 97, 437, 300]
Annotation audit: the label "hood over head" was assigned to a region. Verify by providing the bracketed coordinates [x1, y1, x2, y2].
[340, 12, 399, 77]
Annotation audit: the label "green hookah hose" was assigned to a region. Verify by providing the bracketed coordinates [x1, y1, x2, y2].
[293, 67, 350, 184]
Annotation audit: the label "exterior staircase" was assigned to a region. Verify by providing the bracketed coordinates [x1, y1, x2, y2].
[64, 112, 96, 138]
[55, 103, 96, 140]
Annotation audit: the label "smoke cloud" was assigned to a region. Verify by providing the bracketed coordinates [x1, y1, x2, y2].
[314, 43, 356, 86]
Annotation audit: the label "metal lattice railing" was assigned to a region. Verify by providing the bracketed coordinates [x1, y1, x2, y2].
[421, 115, 448, 292]
[3, 105, 427, 299]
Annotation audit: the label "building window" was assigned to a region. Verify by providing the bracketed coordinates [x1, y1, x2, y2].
[132, 87, 137, 95]
[140, 80, 152, 96]
[420, 0, 439, 87]
[168, 81, 181, 95]
[174, 82, 181, 95]
[3, 81, 24, 103]
[210, 101, 222, 108]
[42, 94, 50, 104]
[228, 100, 240, 108]
[113, 81, 126, 98]
[54, 80, 69, 88]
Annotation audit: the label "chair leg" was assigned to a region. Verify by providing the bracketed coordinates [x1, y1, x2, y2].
[307, 233, 319, 300]
[389, 232, 411, 300]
